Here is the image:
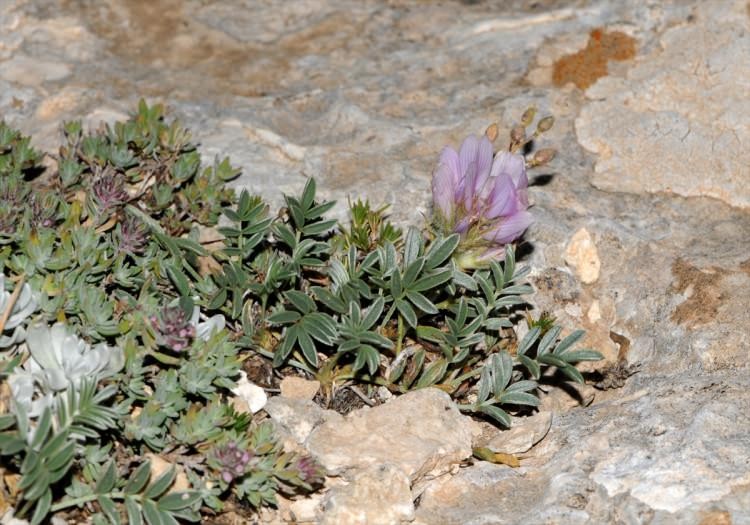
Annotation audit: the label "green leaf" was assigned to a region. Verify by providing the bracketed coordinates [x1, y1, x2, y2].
[0, 415, 15, 431]
[97, 495, 120, 525]
[537, 326, 562, 356]
[158, 491, 202, 511]
[477, 367, 491, 403]
[285, 291, 315, 314]
[537, 354, 568, 368]
[46, 441, 75, 472]
[395, 299, 417, 328]
[125, 462, 152, 495]
[452, 267, 477, 290]
[30, 407, 52, 450]
[166, 264, 191, 297]
[425, 234, 460, 269]
[142, 499, 165, 525]
[415, 358, 448, 388]
[503, 245, 516, 284]
[361, 297, 384, 330]
[353, 345, 379, 374]
[559, 349, 603, 362]
[125, 497, 144, 525]
[553, 329, 586, 355]
[478, 404, 511, 427]
[560, 365, 584, 384]
[498, 391, 540, 407]
[402, 258, 425, 288]
[297, 329, 318, 367]
[411, 268, 452, 292]
[406, 290, 438, 315]
[491, 352, 513, 394]
[96, 461, 117, 494]
[301, 178, 317, 210]
[302, 219, 337, 236]
[29, 488, 52, 525]
[267, 310, 301, 325]
[144, 466, 176, 500]
[518, 355, 540, 380]
[403, 227, 422, 266]
[390, 270, 403, 298]
[516, 326, 541, 356]
[505, 380, 537, 393]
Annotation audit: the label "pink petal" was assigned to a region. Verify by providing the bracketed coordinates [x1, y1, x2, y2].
[484, 211, 534, 244]
[473, 136, 495, 200]
[485, 175, 518, 219]
[490, 151, 526, 185]
[439, 147, 461, 186]
[458, 135, 479, 179]
[432, 163, 455, 219]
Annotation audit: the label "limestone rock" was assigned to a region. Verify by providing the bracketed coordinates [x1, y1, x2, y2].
[280, 376, 320, 401]
[576, 1, 750, 208]
[486, 411, 553, 455]
[564, 228, 601, 284]
[306, 388, 476, 482]
[264, 396, 337, 444]
[321, 464, 414, 525]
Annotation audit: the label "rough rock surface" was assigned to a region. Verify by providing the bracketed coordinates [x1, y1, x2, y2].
[3, 0, 750, 523]
[306, 388, 476, 481]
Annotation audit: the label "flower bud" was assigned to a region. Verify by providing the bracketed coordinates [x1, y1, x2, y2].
[485, 123, 498, 142]
[510, 125, 526, 145]
[533, 148, 556, 166]
[520, 107, 537, 127]
[536, 116, 555, 133]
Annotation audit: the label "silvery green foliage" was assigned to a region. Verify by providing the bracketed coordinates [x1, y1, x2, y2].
[8, 323, 124, 418]
[0, 274, 37, 348]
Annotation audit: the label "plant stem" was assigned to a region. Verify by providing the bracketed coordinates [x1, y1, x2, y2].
[395, 315, 405, 355]
[0, 273, 25, 334]
[50, 492, 127, 512]
[451, 367, 483, 386]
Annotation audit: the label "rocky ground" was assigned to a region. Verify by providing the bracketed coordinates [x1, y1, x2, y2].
[2, 0, 750, 523]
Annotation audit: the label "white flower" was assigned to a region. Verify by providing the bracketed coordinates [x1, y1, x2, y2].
[8, 323, 124, 417]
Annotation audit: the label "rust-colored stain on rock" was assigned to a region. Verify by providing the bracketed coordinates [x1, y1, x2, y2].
[552, 28, 637, 89]
[670, 259, 725, 328]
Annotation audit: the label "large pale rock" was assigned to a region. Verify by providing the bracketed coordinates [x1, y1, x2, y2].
[576, 1, 750, 208]
[321, 464, 414, 525]
[264, 397, 337, 444]
[306, 388, 476, 482]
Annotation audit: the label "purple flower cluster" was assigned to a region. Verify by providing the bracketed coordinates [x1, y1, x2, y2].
[213, 441, 253, 483]
[116, 215, 149, 256]
[431, 134, 533, 266]
[92, 172, 128, 214]
[150, 305, 195, 352]
[294, 456, 324, 486]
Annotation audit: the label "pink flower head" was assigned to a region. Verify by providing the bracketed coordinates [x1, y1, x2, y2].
[431, 134, 532, 266]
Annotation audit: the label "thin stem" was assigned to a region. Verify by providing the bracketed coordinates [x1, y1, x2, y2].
[379, 303, 397, 329]
[395, 315, 405, 355]
[50, 492, 127, 512]
[0, 274, 25, 334]
[451, 366, 484, 386]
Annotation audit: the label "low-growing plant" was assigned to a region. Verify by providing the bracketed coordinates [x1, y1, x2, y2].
[0, 102, 600, 523]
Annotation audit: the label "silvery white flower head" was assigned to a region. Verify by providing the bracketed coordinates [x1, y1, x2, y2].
[0, 274, 38, 348]
[190, 305, 226, 341]
[8, 323, 124, 418]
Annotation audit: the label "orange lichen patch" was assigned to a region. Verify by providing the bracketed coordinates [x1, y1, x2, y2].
[698, 510, 732, 525]
[670, 259, 725, 327]
[552, 28, 637, 89]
